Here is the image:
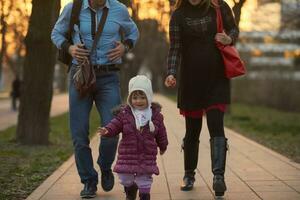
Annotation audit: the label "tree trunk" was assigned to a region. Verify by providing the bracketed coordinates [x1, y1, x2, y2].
[0, 0, 8, 84]
[16, 0, 60, 145]
[232, 0, 246, 26]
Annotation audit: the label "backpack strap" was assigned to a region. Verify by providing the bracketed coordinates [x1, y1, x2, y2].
[66, 0, 83, 41]
[63, 0, 82, 72]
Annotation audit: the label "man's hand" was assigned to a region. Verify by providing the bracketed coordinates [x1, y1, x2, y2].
[107, 41, 125, 62]
[215, 31, 232, 45]
[165, 75, 176, 88]
[68, 43, 90, 63]
[97, 127, 108, 136]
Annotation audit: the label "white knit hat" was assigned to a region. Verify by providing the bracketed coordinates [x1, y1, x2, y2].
[127, 75, 155, 132]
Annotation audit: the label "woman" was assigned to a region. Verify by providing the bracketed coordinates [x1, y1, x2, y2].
[165, 0, 239, 197]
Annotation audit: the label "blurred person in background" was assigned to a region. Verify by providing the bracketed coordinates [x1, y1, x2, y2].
[10, 75, 22, 111]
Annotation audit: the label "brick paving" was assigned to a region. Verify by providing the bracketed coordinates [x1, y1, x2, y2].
[23, 94, 300, 200]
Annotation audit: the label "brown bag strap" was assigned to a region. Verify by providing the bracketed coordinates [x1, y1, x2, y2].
[90, 7, 109, 56]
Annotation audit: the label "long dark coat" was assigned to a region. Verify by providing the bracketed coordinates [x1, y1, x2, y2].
[167, 0, 239, 110]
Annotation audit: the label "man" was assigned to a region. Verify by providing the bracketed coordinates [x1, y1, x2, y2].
[51, 0, 139, 198]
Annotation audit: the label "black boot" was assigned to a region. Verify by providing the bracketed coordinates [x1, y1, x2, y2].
[124, 184, 138, 200]
[210, 137, 228, 197]
[181, 171, 195, 191]
[139, 193, 150, 200]
[181, 137, 199, 191]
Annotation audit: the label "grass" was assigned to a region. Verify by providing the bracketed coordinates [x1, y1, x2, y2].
[166, 95, 300, 163]
[224, 103, 300, 163]
[0, 108, 100, 200]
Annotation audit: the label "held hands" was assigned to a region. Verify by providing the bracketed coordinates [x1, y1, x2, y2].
[107, 41, 125, 62]
[98, 127, 108, 136]
[164, 75, 176, 88]
[215, 31, 232, 45]
[68, 43, 90, 63]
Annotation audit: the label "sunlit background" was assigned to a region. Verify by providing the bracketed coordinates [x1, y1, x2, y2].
[1, 1, 300, 200]
[0, 0, 300, 110]
[61, 0, 281, 32]
[0, 0, 286, 58]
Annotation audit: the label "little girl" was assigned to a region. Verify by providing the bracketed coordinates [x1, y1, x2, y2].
[98, 75, 168, 200]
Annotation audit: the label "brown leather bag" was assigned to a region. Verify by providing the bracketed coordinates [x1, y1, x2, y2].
[73, 58, 96, 98]
[73, 7, 108, 98]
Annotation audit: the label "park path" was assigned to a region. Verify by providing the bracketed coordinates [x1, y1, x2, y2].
[20, 94, 300, 199]
[0, 94, 69, 131]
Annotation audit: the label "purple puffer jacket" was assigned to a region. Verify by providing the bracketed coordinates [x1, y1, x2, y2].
[104, 103, 168, 175]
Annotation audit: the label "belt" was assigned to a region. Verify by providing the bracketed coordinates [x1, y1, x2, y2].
[93, 64, 119, 73]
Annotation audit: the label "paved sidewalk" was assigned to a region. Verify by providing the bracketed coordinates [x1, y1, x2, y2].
[0, 94, 69, 131]
[26, 94, 300, 200]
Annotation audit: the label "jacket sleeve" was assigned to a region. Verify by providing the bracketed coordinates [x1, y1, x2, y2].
[119, 4, 139, 49]
[51, 2, 73, 49]
[167, 11, 182, 77]
[104, 113, 123, 137]
[154, 113, 168, 152]
[220, 0, 239, 45]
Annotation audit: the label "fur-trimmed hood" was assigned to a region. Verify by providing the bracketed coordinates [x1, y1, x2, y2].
[112, 102, 162, 117]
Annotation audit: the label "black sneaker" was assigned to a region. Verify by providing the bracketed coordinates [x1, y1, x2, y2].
[101, 169, 114, 192]
[80, 182, 97, 198]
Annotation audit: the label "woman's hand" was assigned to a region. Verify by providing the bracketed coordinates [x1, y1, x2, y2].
[68, 43, 90, 63]
[97, 127, 108, 136]
[215, 31, 232, 45]
[165, 75, 176, 88]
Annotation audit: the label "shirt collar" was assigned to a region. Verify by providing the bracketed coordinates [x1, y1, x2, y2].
[82, 0, 110, 11]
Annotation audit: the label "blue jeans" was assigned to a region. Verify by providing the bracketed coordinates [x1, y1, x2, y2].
[69, 67, 121, 184]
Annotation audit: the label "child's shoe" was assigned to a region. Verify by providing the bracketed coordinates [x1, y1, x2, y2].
[139, 193, 150, 200]
[124, 184, 138, 200]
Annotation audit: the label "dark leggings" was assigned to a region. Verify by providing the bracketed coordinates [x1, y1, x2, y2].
[183, 109, 225, 172]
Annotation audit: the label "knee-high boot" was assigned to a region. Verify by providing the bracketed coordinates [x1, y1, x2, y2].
[181, 138, 200, 191]
[210, 137, 228, 197]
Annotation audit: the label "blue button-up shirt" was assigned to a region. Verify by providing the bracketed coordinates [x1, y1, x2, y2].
[51, 0, 139, 65]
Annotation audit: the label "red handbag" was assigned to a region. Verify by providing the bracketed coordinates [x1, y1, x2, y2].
[215, 4, 246, 79]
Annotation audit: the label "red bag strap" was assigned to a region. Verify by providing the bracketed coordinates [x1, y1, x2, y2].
[213, 0, 223, 33]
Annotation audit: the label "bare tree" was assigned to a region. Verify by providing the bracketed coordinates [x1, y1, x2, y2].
[0, 0, 30, 81]
[0, 1, 13, 82]
[232, 0, 247, 26]
[16, 0, 60, 145]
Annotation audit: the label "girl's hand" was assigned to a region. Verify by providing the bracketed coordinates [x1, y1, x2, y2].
[215, 31, 232, 45]
[68, 43, 90, 63]
[165, 75, 176, 88]
[98, 127, 108, 136]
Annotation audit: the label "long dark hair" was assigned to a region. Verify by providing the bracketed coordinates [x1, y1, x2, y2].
[175, 0, 214, 11]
